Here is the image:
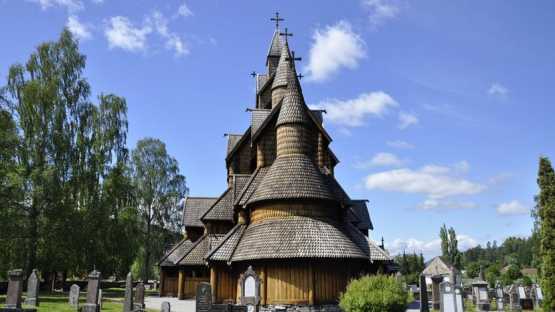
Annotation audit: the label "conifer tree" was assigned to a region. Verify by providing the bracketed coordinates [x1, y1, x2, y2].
[537, 156, 555, 311]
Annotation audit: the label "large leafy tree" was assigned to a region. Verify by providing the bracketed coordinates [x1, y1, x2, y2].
[537, 156, 555, 311]
[0, 29, 134, 278]
[131, 138, 188, 281]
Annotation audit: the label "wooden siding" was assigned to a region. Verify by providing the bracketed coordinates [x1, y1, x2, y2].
[266, 264, 310, 304]
[250, 202, 337, 223]
[215, 269, 237, 303]
[256, 122, 276, 168]
[272, 87, 287, 108]
[183, 277, 210, 299]
[276, 124, 315, 158]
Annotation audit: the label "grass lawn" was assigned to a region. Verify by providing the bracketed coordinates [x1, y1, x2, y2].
[0, 290, 158, 312]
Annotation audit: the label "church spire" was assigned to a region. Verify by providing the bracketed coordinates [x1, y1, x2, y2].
[276, 61, 309, 128]
[266, 12, 284, 75]
[270, 37, 292, 107]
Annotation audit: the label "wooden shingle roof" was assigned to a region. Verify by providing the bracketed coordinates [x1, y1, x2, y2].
[201, 189, 233, 222]
[183, 197, 218, 228]
[159, 238, 194, 267]
[271, 40, 291, 90]
[276, 69, 310, 127]
[205, 224, 247, 263]
[230, 216, 369, 261]
[267, 29, 282, 58]
[248, 154, 336, 205]
[234, 167, 270, 207]
[177, 233, 225, 266]
[368, 238, 392, 261]
[350, 200, 373, 231]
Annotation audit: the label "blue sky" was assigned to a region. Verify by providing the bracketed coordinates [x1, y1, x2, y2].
[1, 0, 554, 259]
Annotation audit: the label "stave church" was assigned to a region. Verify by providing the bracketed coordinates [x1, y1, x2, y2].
[159, 15, 395, 309]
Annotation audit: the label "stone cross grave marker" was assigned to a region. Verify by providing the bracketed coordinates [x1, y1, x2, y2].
[69, 284, 80, 308]
[24, 269, 40, 306]
[82, 270, 101, 312]
[123, 272, 134, 312]
[419, 274, 429, 312]
[439, 281, 456, 312]
[162, 301, 171, 312]
[134, 281, 145, 310]
[5, 269, 24, 309]
[196, 282, 213, 312]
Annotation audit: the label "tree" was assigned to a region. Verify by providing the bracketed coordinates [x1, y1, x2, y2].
[537, 156, 555, 311]
[131, 138, 188, 281]
[440, 224, 462, 269]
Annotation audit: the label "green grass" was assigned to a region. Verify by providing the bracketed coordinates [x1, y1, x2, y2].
[0, 291, 158, 312]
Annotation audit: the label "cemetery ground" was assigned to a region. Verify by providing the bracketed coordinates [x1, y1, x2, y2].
[0, 289, 158, 312]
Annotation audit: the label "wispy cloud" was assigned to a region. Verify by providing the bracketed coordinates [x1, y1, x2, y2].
[104, 11, 188, 57]
[496, 200, 528, 216]
[304, 21, 366, 82]
[389, 234, 478, 258]
[177, 1, 193, 17]
[355, 152, 404, 169]
[398, 111, 418, 129]
[105, 16, 152, 52]
[364, 162, 485, 199]
[66, 15, 92, 40]
[488, 82, 509, 97]
[362, 0, 401, 27]
[418, 198, 477, 211]
[27, 0, 83, 11]
[387, 140, 414, 149]
[311, 91, 397, 127]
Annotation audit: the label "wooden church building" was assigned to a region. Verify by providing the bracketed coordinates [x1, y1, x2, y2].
[159, 15, 394, 309]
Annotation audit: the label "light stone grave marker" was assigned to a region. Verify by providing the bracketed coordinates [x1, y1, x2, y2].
[24, 269, 40, 307]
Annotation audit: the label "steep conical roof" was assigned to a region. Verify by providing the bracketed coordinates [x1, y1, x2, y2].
[267, 29, 282, 58]
[247, 154, 335, 205]
[271, 39, 291, 90]
[276, 64, 310, 127]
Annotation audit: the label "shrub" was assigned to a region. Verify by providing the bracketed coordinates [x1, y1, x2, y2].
[339, 275, 409, 312]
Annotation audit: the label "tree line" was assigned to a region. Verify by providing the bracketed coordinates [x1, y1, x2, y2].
[0, 29, 187, 283]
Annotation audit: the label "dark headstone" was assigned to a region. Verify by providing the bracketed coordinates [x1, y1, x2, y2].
[419, 274, 429, 312]
[68, 284, 80, 308]
[161, 301, 171, 312]
[5, 269, 24, 309]
[196, 282, 213, 312]
[24, 269, 39, 307]
[81, 270, 101, 312]
[134, 281, 145, 310]
[123, 272, 134, 312]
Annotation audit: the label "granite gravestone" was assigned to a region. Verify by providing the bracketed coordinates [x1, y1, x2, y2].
[97, 289, 103, 310]
[454, 287, 464, 312]
[495, 284, 504, 311]
[196, 282, 212, 312]
[239, 266, 260, 312]
[134, 281, 145, 310]
[123, 273, 134, 312]
[68, 284, 80, 308]
[24, 269, 39, 307]
[4, 269, 24, 309]
[161, 301, 171, 312]
[533, 285, 543, 308]
[508, 285, 521, 311]
[518, 286, 533, 310]
[82, 270, 101, 312]
[419, 274, 429, 312]
[439, 281, 456, 312]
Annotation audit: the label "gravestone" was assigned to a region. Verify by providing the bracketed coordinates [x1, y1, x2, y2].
[5, 269, 24, 309]
[162, 301, 171, 312]
[439, 281, 456, 312]
[24, 269, 40, 307]
[123, 273, 134, 312]
[196, 282, 212, 312]
[419, 274, 429, 312]
[454, 287, 464, 312]
[472, 280, 489, 311]
[239, 266, 260, 312]
[431, 275, 443, 310]
[518, 286, 533, 310]
[508, 285, 521, 311]
[495, 283, 504, 311]
[97, 289, 103, 310]
[533, 284, 543, 308]
[68, 284, 80, 308]
[81, 270, 101, 312]
[134, 281, 145, 310]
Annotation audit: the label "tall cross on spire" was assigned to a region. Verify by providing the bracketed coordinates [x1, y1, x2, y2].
[287, 50, 302, 63]
[280, 28, 293, 42]
[250, 71, 257, 78]
[271, 12, 284, 29]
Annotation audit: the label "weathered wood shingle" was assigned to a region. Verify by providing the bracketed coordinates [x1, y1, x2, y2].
[183, 197, 218, 228]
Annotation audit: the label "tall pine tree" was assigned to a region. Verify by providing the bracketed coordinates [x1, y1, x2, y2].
[537, 156, 555, 311]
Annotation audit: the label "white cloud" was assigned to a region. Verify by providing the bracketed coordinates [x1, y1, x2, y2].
[91, 0, 103, 3]
[496, 200, 528, 216]
[311, 91, 397, 127]
[148, 11, 189, 56]
[388, 234, 478, 258]
[177, 1, 193, 17]
[28, 0, 83, 11]
[453, 160, 470, 173]
[418, 198, 477, 211]
[356, 152, 404, 168]
[304, 21, 366, 82]
[104, 12, 188, 57]
[387, 140, 414, 149]
[362, 0, 401, 27]
[398, 111, 418, 129]
[488, 82, 509, 96]
[66, 15, 92, 40]
[105, 16, 152, 52]
[364, 164, 485, 199]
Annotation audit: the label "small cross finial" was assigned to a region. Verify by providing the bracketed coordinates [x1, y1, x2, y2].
[250, 71, 257, 78]
[286, 50, 302, 62]
[280, 28, 293, 42]
[297, 73, 304, 80]
[271, 12, 284, 29]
